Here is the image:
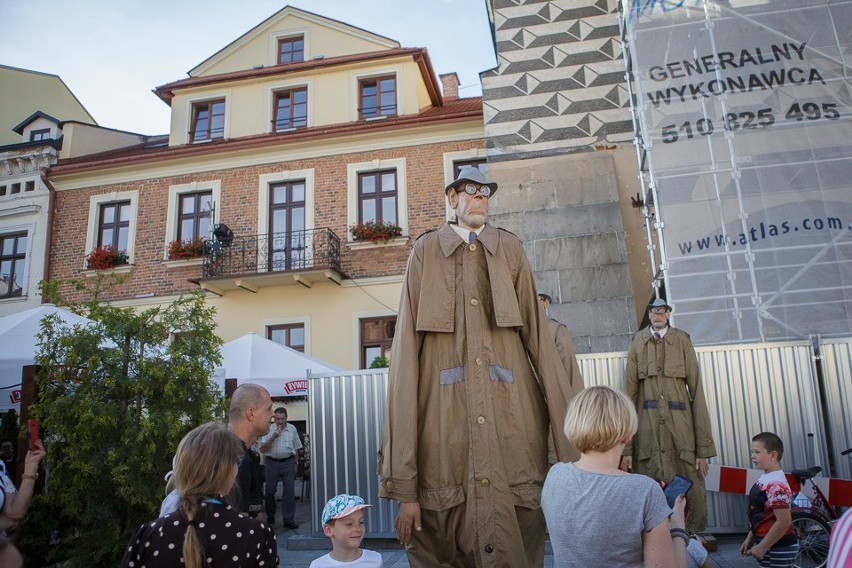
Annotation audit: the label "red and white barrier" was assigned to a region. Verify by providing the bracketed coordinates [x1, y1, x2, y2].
[706, 464, 852, 507]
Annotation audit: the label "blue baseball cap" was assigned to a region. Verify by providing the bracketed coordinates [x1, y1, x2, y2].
[321, 494, 372, 525]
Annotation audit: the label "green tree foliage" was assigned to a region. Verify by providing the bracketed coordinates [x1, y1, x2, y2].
[18, 284, 225, 567]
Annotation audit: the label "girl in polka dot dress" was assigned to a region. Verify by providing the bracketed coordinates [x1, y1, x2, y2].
[121, 422, 278, 567]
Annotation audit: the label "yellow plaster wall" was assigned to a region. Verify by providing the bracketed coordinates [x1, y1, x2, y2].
[0, 66, 95, 146]
[59, 123, 148, 159]
[195, 13, 398, 77]
[209, 279, 401, 371]
[170, 57, 431, 144]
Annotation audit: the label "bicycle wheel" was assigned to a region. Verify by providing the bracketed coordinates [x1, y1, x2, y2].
[791, 510, 831, 568]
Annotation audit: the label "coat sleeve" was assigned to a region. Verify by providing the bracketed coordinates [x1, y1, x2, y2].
[624, 337, 639, 457]
[684, 336, 717, 459]
[379, 243, 425, 503]
[514, 244, 580, 463]
[554, 323, 583, 395]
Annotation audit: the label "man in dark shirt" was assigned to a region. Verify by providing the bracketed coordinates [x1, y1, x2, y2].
[158, 384, 274, 518]
[228, 384, 275, 519]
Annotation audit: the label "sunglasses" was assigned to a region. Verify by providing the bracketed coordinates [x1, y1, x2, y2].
[456, 183, 492, 198]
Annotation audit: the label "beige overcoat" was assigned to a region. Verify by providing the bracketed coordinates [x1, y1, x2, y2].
[379, 223, 580, 567]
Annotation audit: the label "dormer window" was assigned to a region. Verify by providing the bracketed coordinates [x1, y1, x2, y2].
[278, 36, 304, 64]
[190, 100, 225, 143]
[273, 87, 308, 131]
[30, 128, 51, 142]
[359, 76, 396, 120]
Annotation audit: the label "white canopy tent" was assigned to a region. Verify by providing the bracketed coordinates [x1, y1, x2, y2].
[0, 304, 95, 412]
[219, 333, 340, 397]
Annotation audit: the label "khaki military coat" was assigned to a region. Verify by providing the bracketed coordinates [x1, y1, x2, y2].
[624, 326, 716, 532]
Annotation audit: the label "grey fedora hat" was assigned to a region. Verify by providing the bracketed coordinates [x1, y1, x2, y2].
[648, 298, 672, 311]
[445, 166, 499, 195]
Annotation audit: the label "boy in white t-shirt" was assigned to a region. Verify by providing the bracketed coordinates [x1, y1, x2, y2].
[739, 432, 799, 567]
[310, 494, 383, 568]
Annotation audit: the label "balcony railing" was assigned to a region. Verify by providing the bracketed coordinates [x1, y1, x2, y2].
[202, 228, 341, 279]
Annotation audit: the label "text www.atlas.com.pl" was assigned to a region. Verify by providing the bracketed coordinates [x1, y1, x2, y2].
[676, 216, 849, 255]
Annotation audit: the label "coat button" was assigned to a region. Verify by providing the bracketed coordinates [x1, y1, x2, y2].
[469, 243, 477, 251]
[386, 481, 394, 489]
[470, 298, 479, 306]
[475, 358, 483, 366]
[484, 544, 494, 554]
[481, 478, 490, 487]
[477, 416, 485, 424]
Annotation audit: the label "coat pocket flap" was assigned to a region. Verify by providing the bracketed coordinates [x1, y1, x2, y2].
[419, 485, 465, 511]
[679, 449, 695, 465]
[510, 483, 542, 510]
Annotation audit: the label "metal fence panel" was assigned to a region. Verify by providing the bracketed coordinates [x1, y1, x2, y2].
[308, 369, 394, 537]
[308, 341, 833, 536]
[576, 351, 626, 389]
[696, 341, 827, 532]
[819, 338, 852, 480]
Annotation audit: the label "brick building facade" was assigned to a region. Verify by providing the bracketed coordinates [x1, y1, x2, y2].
[44, 6, 485, 390]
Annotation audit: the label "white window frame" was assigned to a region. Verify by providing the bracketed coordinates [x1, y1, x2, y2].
[261, 315, 311, 353]
[184, 91, 231, 145]
[442, 149, 487, 221]
[0, 223, 34, 300]
[268, 28, 310, 66]
[265, 79, 313, 133]
[85, 190, 139, 267]
[350, 67, 402, 122]
[163, 180, 221, 260]
[346, 158, 408, 241]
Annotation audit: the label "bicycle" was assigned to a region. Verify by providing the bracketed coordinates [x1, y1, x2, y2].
[789, 447, 851, 568]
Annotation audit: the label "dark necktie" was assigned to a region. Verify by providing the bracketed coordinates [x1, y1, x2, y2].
[653, 332, 662, 341]
[469, 231, 477, 244]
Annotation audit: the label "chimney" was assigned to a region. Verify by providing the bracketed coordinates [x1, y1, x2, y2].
[440, 73, 460, 101]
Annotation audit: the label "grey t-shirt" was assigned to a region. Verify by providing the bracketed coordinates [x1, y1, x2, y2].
[542, 462, 671, 568]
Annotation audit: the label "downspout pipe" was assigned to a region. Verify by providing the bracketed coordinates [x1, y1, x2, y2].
[39, 168, 56, 304]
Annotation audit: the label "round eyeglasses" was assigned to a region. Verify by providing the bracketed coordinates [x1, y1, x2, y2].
[457, 183, 492, 198]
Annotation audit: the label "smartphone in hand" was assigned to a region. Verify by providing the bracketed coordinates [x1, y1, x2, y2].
[663, 474, 693, 508]
[27, 418, 40, 451]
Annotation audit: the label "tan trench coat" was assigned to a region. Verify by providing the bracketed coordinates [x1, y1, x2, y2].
[624, 326, 716, 532]
[379, 223, 580, 568]
[547, 318, 582, 394]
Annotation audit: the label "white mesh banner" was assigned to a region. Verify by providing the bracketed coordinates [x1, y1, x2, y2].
[625, 0, 852, 343]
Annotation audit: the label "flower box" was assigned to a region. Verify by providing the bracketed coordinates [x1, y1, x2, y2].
[167, 237, 206, 260]
[86, 245, 128, 270]
[350, 221, 402, 243]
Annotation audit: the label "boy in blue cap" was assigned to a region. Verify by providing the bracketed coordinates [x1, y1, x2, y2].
[310, 494, 383, 567]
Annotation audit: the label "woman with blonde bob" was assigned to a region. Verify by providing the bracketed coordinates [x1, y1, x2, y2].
[542, 386, 688, 567]
[121, 422, 277, 568]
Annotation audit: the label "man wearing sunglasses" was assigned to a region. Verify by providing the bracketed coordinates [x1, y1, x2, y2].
[621, 298, 717, 534]
[380, 166, 581, 567]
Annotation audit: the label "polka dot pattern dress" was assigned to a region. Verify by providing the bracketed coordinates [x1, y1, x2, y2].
[120, 502, 278, 567]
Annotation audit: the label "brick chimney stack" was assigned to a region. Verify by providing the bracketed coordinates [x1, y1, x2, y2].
[439, 73, 460, 101]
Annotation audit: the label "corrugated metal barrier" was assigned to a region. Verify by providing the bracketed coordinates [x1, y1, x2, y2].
[308, 338, 851, 537]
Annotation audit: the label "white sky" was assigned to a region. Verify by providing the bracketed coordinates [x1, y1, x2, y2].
[0, 0, 497, 136]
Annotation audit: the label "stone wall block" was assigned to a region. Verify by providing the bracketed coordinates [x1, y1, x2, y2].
[558, 264, 632, 302]
[535, 233, 623, 271]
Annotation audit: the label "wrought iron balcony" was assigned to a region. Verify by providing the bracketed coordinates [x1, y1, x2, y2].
[199, 228, 343, 293]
